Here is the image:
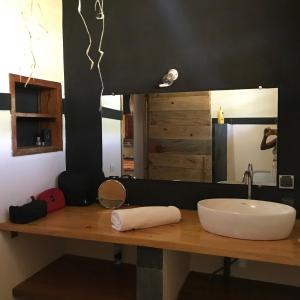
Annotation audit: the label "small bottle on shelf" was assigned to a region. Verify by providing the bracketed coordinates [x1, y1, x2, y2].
[217, 106, 224, 124]
[36, 136, 42, 146]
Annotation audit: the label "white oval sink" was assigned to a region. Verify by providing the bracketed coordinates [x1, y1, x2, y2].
[197, 198, 296, 240]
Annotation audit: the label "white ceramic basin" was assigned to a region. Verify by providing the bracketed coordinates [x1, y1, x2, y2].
[197, 198, 296, 240]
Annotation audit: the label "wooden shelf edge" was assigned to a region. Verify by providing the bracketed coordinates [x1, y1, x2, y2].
[10, 73, 63, 157]
[15, 113, 58, 119]
[12, 255, 136, 300]
[13, 146, 63, 156]
[178, 272, 300, 300]
[9, 73, 62, 89]
[1, 207, 299, 268]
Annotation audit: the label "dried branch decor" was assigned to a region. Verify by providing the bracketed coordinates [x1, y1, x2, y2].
[78, 0, 105, 111]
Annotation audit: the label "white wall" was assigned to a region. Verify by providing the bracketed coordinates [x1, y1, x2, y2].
[102, 95, 122, 177]
[0, 113, 66, 218]
[211, 88, 278, 118]
[0, 0, 65, 95]
[102, 95, 122, 110]
[102, 118, 122, 177]
[0, 1, 65, 299]
[211, 88, 278, 183]
[227, 124, 277, 183]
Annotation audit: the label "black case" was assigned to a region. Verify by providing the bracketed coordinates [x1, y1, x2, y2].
[58, 171, 97, 206]
[9, 200, 47, 224]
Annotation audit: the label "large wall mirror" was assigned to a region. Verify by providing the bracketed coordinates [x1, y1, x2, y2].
[102, 88, 278, 186]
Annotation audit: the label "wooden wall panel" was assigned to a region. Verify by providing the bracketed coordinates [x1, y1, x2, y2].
[149, 125, 211, 140]
[149, 153, 211, 170]
[148, 92, 212, 182]
[149, 111, 211, 127]
[148, 94, 211, 112]
[124, 115, 134, 140]
[151, 92, 210, 97]
[148, 139, 211, 155]
[149, 165, 211, 182]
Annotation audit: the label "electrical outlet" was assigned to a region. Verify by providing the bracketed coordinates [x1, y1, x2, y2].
[279, 175, 294, 189]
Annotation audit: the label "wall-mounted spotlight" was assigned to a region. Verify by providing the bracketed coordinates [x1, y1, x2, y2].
[159, 69, 179, 88]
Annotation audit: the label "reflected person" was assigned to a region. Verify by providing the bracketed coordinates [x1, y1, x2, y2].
[260, 127, 278, 181]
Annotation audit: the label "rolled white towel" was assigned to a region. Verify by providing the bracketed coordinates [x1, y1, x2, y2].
[111, 206, 182, 231]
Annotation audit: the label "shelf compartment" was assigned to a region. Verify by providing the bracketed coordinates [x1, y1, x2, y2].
[14, 146, 62, 156]
[10, 73, 62, 156]
[14, 81, 60, 115]
[15, 118, 58, 149]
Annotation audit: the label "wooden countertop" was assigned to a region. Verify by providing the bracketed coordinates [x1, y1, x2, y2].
[1, 204, 300, 267]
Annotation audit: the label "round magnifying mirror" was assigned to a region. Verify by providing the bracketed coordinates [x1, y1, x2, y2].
[98, 180, 126, 209]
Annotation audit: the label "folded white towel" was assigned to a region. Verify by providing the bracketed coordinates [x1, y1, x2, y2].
[111, 206, 182, 232]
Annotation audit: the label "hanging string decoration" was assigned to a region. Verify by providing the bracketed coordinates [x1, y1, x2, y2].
[77, 0, 94, 70]
[78, 0, 105, 111]
[20, 0, 48, 86]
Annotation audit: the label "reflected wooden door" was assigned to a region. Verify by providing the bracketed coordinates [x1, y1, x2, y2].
[147, 91, 212, 182]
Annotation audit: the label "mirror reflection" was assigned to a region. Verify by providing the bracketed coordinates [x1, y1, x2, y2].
[98, 180, 126, 209]
[102, 88, 278, 186]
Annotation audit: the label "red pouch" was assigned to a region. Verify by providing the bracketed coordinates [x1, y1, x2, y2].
[37, 188, 65, 213]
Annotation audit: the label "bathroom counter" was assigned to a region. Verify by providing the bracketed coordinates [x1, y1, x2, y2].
[0, 204, 300, 267]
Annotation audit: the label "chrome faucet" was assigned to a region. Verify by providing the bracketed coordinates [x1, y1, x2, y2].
[242, 163, 253, 199]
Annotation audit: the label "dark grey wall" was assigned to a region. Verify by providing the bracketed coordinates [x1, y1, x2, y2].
[63, 0, 300, 214]
[102, 0, 289, 93]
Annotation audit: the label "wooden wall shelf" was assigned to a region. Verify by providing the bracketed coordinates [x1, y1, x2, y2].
[14, 146, 62, 156]
[15, 112, 57, 119]
[1, 205, 299, 267]
[9, 74, 63, 156]
[178, 272, 299, 300]
[13, 255, 136, 300]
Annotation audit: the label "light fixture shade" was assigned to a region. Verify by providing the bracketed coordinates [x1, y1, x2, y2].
[159, 69, 179, 88]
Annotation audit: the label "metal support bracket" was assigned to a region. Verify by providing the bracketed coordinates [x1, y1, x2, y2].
[10, 231, 19, 239]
